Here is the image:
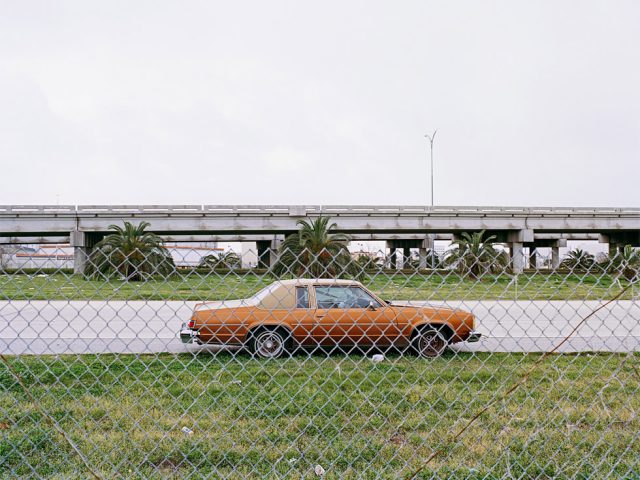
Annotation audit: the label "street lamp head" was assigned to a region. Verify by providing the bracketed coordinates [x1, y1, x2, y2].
[424, 130, 437, 142]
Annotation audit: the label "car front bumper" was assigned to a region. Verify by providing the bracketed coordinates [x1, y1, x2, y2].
[466, 331, 482, 343]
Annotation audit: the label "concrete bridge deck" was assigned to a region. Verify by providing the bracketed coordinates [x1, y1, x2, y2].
[1, 205, 638, 273]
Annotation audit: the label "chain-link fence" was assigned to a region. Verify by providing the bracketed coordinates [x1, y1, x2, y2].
[1, 224, 639, 479]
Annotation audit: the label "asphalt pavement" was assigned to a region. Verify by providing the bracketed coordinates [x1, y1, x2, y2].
[0, 300, 638, 355]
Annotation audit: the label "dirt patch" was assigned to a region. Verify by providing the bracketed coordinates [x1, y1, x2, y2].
[390, 434, 406, 446]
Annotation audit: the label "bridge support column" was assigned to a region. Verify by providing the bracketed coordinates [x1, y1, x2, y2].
[507, 230, 533, 274]
[269, 236, 284, 268]
[257, 236, 285, 269]
[71, 231, 89, 275]
[402, 247, 411, 269]
[386, 243, 396, 269]
[256, 241, 269, 269]
[528, 247, 537, 269]
[510, 242, 525, 274]
[419, 235, 435, 270]
[418, 249, 427, 269]
[387, 240, 422, 270]
[390, 247, 398, 269]
[525, 242, 565, 270]
[551, 247, 560, 269]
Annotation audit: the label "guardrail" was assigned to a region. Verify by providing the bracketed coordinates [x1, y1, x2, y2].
[0, 205, 639, 215]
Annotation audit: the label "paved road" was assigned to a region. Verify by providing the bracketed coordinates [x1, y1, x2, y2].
[0, 300, 638, 355]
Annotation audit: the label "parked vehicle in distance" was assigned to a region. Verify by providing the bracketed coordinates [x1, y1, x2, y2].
[180, 279, 481, 358]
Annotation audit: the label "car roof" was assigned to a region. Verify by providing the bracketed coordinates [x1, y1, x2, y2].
[276, 278, 361, 287]
[253, 278, 378, 310]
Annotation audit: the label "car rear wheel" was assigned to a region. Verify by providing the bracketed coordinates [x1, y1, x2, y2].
[413, 329, 447, 358]
[252, 329, 287, 359]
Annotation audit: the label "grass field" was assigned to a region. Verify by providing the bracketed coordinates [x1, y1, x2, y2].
[1, 352, 638, 479]
[0, 271, 636, 301]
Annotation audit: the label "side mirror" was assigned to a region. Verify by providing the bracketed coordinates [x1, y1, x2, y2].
[368, 301, 377, 311]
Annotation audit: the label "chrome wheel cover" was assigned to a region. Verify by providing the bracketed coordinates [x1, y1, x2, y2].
[416, 330, 446, 358]
[254, 330, 285, 358]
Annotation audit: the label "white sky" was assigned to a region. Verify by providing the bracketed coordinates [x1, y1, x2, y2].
[1, 1, 639, 207]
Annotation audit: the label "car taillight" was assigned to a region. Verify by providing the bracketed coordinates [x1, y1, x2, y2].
[187, 319, 195, 328]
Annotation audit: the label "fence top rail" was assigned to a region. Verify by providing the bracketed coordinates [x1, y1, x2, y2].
[0, 205, 638, 215]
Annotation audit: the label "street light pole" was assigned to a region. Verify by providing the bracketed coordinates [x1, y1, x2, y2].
[424, 130, 437, 207]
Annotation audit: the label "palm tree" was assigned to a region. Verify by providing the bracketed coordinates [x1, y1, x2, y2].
[561, 248, 595, 271]
[199, 251, 241, 270]
[355, 253, 384, 272]
[273, 216, 356, 278]
[86, 221, 175, 281]
[444, 231, 508, 279]
[607, 245, 639, 284]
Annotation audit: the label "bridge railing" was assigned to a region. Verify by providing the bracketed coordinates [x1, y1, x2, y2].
[0, 204, 639, 215]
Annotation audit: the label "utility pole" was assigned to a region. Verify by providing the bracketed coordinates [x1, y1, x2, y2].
[424, 130, 437, 207]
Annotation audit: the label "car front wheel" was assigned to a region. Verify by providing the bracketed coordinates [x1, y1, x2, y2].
[252, 329, 287, 359]
[413, 329, 447, 358]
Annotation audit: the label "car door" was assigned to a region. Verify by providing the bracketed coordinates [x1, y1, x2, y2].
[287, 285, 319, 345]
[310, 285, 400, 346]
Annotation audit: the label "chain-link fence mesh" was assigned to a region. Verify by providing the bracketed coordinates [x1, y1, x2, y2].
[1, 224, 639, 479]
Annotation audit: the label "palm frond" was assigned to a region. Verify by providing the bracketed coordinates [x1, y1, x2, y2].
[273, 216, 356, 279]
[85, 221, 175, 280]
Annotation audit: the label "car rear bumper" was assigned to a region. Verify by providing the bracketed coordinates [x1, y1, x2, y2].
[179, 323, 199, 344]
[466, 331, 482, 343]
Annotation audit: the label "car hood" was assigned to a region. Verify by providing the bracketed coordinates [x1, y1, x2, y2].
[389, 301, 467, 315]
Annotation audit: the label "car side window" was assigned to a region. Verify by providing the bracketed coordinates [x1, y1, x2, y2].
[296, 287, 309, 308]
[315, 287, 343, 309]
[348, 287, 382, 309]
[315, 286, 382, 309]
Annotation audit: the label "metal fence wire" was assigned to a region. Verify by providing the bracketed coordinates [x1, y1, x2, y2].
[1, 232, 639, 479]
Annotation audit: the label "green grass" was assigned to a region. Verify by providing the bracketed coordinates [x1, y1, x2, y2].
[0, 271, 636, 301]
[1, 352, 638, 478]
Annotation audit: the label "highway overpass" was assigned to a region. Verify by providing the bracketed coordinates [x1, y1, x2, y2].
[1, 205, 639, 273]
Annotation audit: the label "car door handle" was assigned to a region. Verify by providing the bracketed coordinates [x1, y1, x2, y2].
[315, 314, 325, 319]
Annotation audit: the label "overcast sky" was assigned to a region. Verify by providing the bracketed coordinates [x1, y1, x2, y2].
[1, 1, 639, 207]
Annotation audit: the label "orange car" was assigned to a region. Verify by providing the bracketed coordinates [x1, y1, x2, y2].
[179, 279, 480, 358]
